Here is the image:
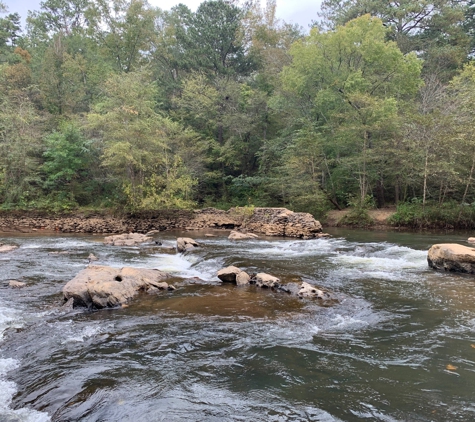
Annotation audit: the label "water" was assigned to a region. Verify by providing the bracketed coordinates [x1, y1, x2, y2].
[0, 229, 475, 421]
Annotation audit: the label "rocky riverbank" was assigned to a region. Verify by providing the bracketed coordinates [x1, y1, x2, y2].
[0, 207, 326, 239]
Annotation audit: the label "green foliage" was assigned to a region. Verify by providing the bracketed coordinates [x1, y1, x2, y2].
[338, 195, 375, 227]
[0, 0, 475, 218]
[88, 68, 200, 210]
[389, 200, 475, 229]
[230, 204, 256, 223]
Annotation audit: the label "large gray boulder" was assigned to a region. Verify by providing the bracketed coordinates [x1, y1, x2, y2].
[63, 265, 172, 308]
[104, 233, 151, 246]
[428, 243, 475, 273]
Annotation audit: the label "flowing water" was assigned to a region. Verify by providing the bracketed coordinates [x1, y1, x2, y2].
[0, 228, 475, 421]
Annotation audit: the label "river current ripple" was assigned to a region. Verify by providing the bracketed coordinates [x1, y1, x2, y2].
[0, 229, 474, 421]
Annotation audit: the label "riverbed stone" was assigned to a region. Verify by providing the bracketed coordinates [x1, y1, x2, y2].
[298, 281, 331, 300]
[217, 265, 240, 283]
[177, 237, 199, 252]
[9, 280, 26, 288]
[469, 237, 475, 244]
[251, 273, 281, 288]
[228, 231, 259, 240]
[428, 243, 475, 273]
[63, 265, 172, 308]
[103, 233, 151, 246]
[236, 271, 251, 285]
[0, 244, 18, 253]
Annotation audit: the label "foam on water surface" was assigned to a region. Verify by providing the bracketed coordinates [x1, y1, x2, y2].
[0, 302, 51, 421]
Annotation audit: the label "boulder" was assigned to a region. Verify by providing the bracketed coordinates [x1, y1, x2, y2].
[251, 273, 281, 289]
[88, 253, 98, 262]
[146, 230, 161, 236]
[428, 243, 475, 273]
[103, 233, 151, 246]
[177, 237, 199, 252]
[242, 208, 323, 238]
[236, 271, 251, 286]
[298, 282, 332, 300]
[63, 265, 171, 309]
[469, 237, 475, 244]
[217, 266, 241, 283]
[228, 231, 259, 240]
[8, 280, 26, 288]
[217, 266, 250, 285]
[0, 244, 18, 253]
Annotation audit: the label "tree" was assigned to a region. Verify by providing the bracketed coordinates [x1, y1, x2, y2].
[88, 0, 156, 72]
[87, 68, 201, 209]
[173, 0, 257, 77]
[319, 0, 470, 80]
[276, 15, 422, 206]
[0, 62, 42, 206]
[42, 122, 100, 206]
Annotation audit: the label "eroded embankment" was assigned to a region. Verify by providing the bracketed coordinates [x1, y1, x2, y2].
[0, 207, 324, 238]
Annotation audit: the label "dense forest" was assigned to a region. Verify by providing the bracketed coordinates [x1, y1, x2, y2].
[2, 0, 475, 226]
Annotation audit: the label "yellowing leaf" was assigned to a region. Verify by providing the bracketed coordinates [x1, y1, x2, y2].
[446, 364, 458, 371]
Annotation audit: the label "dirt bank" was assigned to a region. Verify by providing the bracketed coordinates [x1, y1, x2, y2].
[0, 207, 326, 238]
[324, 206, 397, 228]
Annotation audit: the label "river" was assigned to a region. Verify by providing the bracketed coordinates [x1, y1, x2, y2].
[0, 228, 474, 421]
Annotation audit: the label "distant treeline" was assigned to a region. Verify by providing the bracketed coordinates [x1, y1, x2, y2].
[1, 0, 475, 219]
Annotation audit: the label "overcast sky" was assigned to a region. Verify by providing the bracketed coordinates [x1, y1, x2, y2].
[4, 0, 321, 31]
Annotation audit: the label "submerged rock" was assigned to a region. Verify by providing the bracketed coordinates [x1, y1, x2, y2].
[8, 280, 26, 288]
[428, 243, 475, 273]
[228, 231, 259, 240]
[88, 253, 98, 262]
[63, 265, 172, 309]
[177, 237, 199, 252]
[146, 229, 161, 236]
[0, 244, 18, 253]
[298, 282, 332, 300]
[104, 233, 151, 246]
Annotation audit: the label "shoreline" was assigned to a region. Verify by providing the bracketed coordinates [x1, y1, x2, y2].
[0, 207, 325, 238]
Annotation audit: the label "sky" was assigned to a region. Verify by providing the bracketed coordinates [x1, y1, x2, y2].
[3, 0, 322, 31]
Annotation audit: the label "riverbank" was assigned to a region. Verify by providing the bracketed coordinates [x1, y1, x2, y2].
[323, 206, 397, 228]
[0, 207, 325, 238]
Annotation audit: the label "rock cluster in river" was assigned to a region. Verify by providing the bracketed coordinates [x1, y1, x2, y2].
[0, 207, 328, 239]
[176, 237, 199, 252]
[63, 265, 173, 308]
[104, 233, 151, 246]
[428, 243, 475, 273]
[216, 265, 335, 302]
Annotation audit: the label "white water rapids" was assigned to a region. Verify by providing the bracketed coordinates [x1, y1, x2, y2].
[0, 229, 473, 421]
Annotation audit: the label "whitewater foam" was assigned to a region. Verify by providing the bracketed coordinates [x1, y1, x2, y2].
[0, 303, 51, 421]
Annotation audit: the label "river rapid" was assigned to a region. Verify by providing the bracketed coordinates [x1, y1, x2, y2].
[0, 228, 474, 421]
